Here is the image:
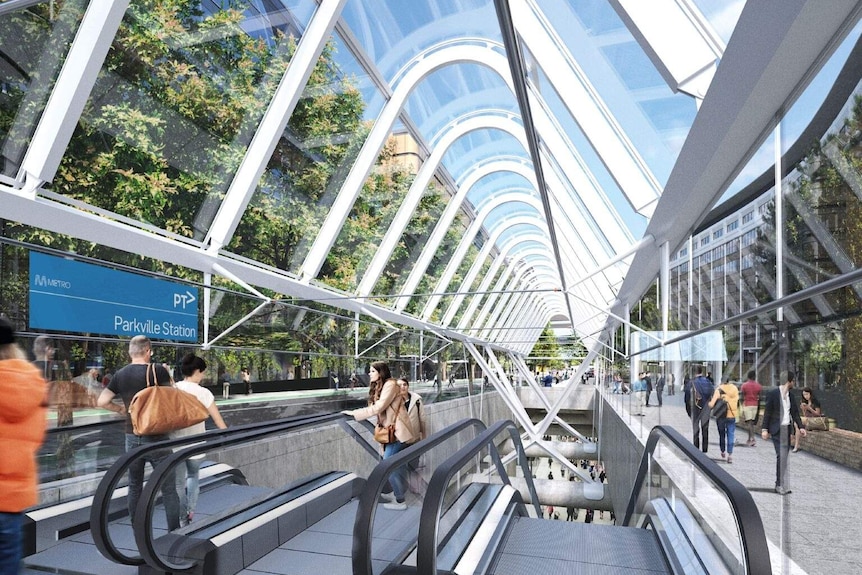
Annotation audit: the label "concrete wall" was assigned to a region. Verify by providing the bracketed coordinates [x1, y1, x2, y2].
[516, 385, 595, 411]
[214, 391, 511, 489]
[598, 392, 647, 519]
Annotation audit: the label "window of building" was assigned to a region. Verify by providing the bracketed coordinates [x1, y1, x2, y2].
[727, 220, 738, 232]
[742, 211, 754, 224]
[713, 229, 723, 239]
[701, 236, 710, 247]
[679, 246, 688, 257]
[741, 229, 756, 247]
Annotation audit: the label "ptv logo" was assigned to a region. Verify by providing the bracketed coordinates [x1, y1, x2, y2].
[173, 290, 197, 309]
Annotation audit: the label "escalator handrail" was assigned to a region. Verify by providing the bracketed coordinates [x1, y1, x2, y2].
[352, 417, 488, 575]
[416, 419, 536, 575]
[90, 413, 337, 566]
[135, 412, 350, 572]
[622, 425, 771, 575]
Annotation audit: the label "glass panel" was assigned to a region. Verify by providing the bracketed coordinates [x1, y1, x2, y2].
[48, 0, 316, 238]
[1, 0, 87, 179]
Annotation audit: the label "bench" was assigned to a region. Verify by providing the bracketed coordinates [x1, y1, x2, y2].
[800, 427, 862, 472]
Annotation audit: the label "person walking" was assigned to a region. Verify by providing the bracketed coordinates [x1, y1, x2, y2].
[740, 370, 762, 447]
[643, 372, 653, 406]
[241, 368, 252, 395]
[710, 381, 739, 463]
[173, 354, 228, 526]
[761, 371, 807, 495]
[97, 335, 182, 530]
[655, 373, 665, 406]
[690, 367, 714, 453]
[0, 318, 48, 575]
[631, 373, 647, 416]
[398, 378, 427, 443]
[342, 361, 416, 510]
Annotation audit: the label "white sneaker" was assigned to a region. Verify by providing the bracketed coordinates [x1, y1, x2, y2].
[379, 492, 395, 503]
[383, 501, 407, 511]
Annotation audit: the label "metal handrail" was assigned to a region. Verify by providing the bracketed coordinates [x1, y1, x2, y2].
[351, 418, 488, 575]
[90, 414, 336, 566]
[622, 425, 771, 575]
[416, 420, 538, 575]
[133, 412, 355, 572]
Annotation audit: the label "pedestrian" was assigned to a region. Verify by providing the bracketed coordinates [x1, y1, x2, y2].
[643, 372, 653, 406]
[97, 335, 182, 530]
[740, 370, 762, 447]
[690, 367, 714, 453]
[242, 368, 252, 395]
[761, 371, 807, 495]
[655, 373, 665, 406]
[0, 318, 48, 575]
[173, 354, 228, 526]
[631, 372, 647, 415]
[342, 361, 416, 510]
[710, 380, 739, 463]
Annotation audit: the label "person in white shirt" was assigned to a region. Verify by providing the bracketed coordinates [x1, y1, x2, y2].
[173, 354, 228, 525]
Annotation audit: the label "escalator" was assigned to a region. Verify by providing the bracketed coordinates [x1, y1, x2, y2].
[414, 424, 771, 575]
[22, 416, 769, 575]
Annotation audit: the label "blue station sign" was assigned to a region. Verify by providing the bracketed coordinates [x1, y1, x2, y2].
[29, 252, 199, 342]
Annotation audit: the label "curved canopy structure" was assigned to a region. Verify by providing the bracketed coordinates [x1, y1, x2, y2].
[1, 0, 860, 370]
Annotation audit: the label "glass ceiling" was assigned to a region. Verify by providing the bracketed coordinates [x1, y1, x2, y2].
[2, 0, 855, 363]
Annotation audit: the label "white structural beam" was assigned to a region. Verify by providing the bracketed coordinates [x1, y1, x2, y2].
[18, 0, 130, 188]
[608, 0, 723, 100]
[511, 0, 662, 215]
[458, 232, 554, 330]
[203, 0, 348, 252]
[421, 199, 551, 325]
[433, 192, 545, 324]
[0, 188, 517, 354]
[612, 0, 862, 340]
[302, 40, 631, 284]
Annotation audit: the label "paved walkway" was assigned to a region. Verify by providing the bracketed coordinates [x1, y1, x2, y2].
[603, 386, 862, 575]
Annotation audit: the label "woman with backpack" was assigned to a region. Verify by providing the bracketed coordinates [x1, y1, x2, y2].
[710, 380, 739, 463]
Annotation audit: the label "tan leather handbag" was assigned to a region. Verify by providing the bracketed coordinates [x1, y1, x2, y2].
[129, 364, 209, 436]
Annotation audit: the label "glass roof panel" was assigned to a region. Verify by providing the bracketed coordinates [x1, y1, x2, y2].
[340, 0, 500, 82]
[225, 24, 375, 278]
[1, 0, 87, 181]
[46, 0, 316, 238]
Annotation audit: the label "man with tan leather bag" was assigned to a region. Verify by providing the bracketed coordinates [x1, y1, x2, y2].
[97, 335, 182, 530]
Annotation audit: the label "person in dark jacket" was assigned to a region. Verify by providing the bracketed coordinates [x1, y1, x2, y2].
[761, 371, 806, 495]
[690, 367, 714, 453]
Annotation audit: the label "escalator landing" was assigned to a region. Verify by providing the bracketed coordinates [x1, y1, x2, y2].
[491, 517, 670, 575]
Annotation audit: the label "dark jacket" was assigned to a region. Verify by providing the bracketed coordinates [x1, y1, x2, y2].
[761, 386, 805, 436]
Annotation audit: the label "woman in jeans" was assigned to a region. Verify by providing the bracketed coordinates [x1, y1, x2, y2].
[173, 354, 228, 526]
[710, 380, 740, 463]
[342, 361, 416, 510]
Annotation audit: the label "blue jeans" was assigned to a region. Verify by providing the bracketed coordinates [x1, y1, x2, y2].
[176, 457, 203, 519]
[717, 418, 736, 454]
[0, 512, 22, 575]
[383, 441, 408, 503]
[125, 434, 181, 530]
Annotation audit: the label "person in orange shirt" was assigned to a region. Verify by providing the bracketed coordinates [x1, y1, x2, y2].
[0, 318, 48, 574]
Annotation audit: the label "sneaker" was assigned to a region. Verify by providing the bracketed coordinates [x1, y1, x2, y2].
[775, 486, 792, 495]
[727, 455, 732, 464]
[187, 512, 194, 524]
[383, 501, 407, 511]
[720, 452, 726, 459]
[379, 492, 395, 503]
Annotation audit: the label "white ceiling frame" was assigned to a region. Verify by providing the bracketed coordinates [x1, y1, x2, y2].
[608, 0, 723, 100]
[512, 0, 662, 215]
[202, 0, 348, 253]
